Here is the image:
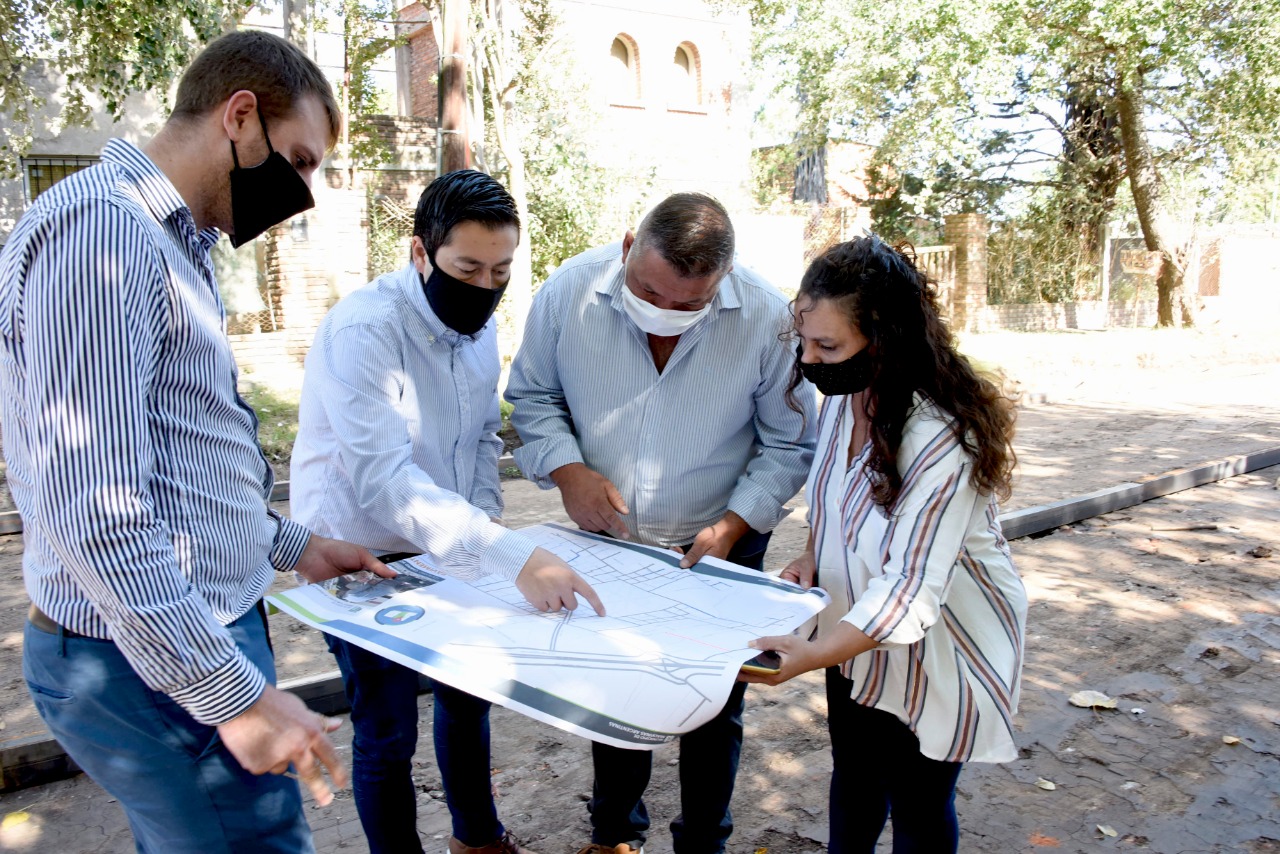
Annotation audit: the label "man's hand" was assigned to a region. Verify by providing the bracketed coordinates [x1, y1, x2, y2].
[550, 463, 630, 539]
[217, 684, 349, 806]
[781, 550, 817, 588]
[293, 535, 396, 585]
[514, 547, 607, 615]
[678, 512, 750, 568]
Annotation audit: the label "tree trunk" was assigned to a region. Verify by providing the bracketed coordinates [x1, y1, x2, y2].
[439, 0, 470, 173]
[1113, 69, 1194, 327]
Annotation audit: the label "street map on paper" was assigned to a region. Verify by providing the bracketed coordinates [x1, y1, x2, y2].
[268, 524, 830, 749]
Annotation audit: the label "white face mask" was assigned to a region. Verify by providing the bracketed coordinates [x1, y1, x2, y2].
[618, 282, 713, 337]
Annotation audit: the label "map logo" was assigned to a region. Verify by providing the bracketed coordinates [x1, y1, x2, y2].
[375, 604, 426, 626]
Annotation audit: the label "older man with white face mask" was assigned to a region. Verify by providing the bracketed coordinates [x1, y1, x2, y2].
[505, 192, 817, 854]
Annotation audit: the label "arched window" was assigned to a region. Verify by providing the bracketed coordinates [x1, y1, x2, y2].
[609, 35, 640, 102]
[670, 42, 701, 106]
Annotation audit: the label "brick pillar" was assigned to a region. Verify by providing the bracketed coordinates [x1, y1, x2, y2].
[943, 212, 989, 331]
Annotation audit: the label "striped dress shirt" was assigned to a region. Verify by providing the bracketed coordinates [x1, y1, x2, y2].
[810, 393, 1028, 763]
[289, 264, 536, 580]
[0, 139, 310, 726]
[506, 241, 817, 548]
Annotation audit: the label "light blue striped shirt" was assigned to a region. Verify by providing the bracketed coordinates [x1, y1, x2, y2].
[506, 241, 817, 548]
[290, 264, 537, 580]
[0, 139, 311, 726]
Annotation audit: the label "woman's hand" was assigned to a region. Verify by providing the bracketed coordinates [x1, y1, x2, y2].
[781, 550, 817, 588]
[736, 634, 824, 686]
[738, 623, 880, 686]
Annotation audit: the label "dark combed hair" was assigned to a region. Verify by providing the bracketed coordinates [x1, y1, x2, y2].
[414, 170, 521, 258]
[171, 30, 342, 149]
[787, 236, 1017, 508]
[633, 193, 735, 277]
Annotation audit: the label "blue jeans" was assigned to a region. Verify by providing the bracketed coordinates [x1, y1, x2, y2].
[23, 605, 312, 854]
[326, 635, 504, 853]
[588, 528, 771, 854]
[826, 668, 964, 853]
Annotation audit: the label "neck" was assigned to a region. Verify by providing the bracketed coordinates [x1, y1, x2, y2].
[142, 121, 222, 231]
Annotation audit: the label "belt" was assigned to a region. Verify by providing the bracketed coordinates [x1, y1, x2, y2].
[28, 604, 91, 638]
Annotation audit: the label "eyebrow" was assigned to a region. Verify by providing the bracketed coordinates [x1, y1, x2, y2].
[455, 255, 514, 266]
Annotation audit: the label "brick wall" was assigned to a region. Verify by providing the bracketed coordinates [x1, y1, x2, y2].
[944, 212, 989, 331]
[402, 4, 439, 122]
[973, 300, 1160, 332]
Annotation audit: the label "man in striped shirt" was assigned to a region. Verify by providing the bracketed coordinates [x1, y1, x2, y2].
[0, 32, 391, 853]
[505, 193, 817, 854]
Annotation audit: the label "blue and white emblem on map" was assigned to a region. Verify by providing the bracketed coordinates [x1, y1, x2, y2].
[375, 604, 426, 626]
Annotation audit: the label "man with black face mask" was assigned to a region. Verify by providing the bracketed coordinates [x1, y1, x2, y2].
[0, 31, 394, 852]
[290, 170, 604, 854]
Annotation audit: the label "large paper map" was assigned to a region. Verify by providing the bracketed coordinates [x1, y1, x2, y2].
[269, 524, 829, 749]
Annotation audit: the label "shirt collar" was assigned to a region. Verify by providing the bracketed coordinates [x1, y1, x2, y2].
[398, 263, 488, 344]
[101, 139, 220, 250]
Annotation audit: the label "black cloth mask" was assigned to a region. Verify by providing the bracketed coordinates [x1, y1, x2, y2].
[796, 343, 875, 396]
[228, 107, 315, 248]
[420, 261, 507, 336]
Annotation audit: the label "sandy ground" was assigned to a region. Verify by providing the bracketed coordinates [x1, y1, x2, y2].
[0, 328, 1278, 852]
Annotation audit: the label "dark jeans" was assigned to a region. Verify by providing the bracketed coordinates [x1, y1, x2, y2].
[23, 605, 312, 854]
[588, 527, 771, 854]
[826, 669, 964, 854]
[327, 635, 503, 853]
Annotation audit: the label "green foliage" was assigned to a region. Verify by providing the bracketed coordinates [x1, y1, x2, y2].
[367, 190, 413, 280]
[322, 0, 402, 169]
[736, 0, 1280, 310]
[0, 0, 258, 176]
[750, 145, 798, 208]
[482, 0, 654, 283]
[239, 381, 300, 468]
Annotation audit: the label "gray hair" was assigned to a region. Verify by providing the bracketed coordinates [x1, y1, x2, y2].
[633, 193, 735, 278]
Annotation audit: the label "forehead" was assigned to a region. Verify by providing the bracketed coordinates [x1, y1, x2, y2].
[271, 95, 331, 153]
[795, 297, 853, 334]
[438, 220, 519, 259]
[629, 246, 718, 301]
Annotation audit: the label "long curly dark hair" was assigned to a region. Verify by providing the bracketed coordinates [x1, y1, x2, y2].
[786, 236, 1017, 508]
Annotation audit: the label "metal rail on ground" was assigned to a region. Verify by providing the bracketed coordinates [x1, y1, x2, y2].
[2, 445, 1278, 792]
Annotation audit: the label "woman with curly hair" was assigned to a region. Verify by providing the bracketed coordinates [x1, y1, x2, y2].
[741, 236, 1028, 853]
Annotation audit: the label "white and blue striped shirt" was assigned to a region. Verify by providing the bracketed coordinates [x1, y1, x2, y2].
[506, 241, 817, 547]
[290, 264, 537, 580]
[0, 139, 311, 726]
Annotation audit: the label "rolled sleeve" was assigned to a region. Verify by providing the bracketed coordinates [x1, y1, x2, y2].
[269, 510, 312, 571]
[167, 648, 268, 726]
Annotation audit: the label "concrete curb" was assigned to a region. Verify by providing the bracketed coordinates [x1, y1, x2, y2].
[2, 445, 1277, 792]
[0, 454, 521, 534]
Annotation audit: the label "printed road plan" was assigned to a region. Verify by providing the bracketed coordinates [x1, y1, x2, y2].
[268, 524, 830, 749]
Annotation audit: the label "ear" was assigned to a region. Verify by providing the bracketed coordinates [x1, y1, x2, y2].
[410, 236, 430, 275]
[621, 230, 635, 263]
[222, 90, 260, 144]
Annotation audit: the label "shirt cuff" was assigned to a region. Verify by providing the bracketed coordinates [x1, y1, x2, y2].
[512, 437, 584, 490]
[269, 511, 312, 571]
[726, 480, 789, 535]
[478, 527, 539, 582]
[167, 647, 268, 726]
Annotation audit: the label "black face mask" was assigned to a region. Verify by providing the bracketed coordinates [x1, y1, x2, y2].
[796, 343, 875, 396]
[420, 261, 507, 336]
[228, 107, 315, 248]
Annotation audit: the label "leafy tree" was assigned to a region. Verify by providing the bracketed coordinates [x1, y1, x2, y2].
[737, 0, 1280, 326]
[0, 0, 258, 176]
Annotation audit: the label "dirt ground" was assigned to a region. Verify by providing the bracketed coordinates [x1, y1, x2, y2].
[0, 328, 1278, 852]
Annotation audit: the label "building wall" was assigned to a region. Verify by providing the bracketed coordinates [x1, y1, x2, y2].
[554, 0, 753, 210]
